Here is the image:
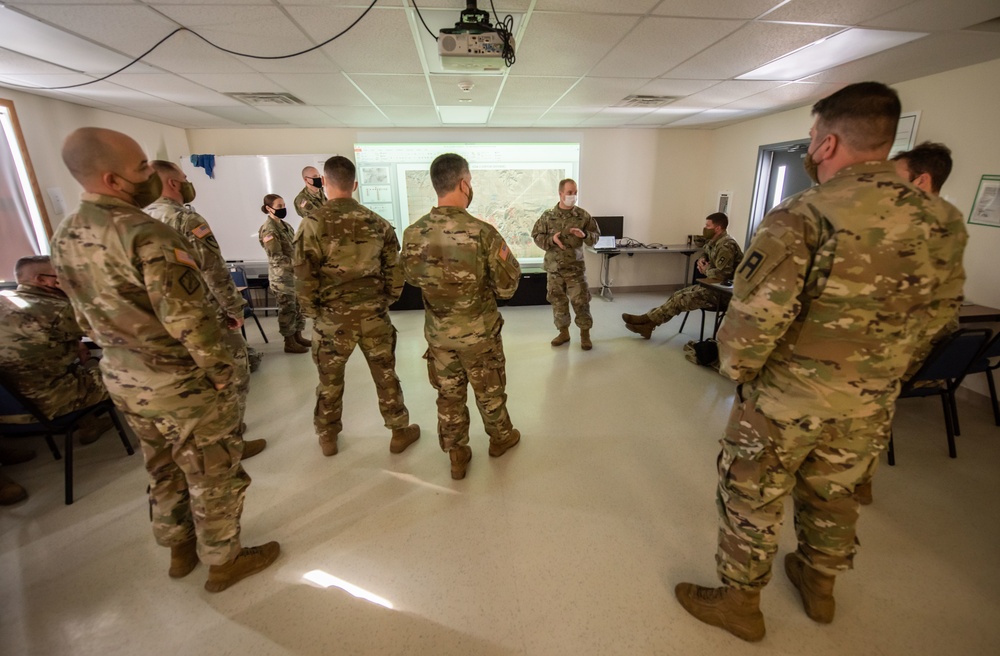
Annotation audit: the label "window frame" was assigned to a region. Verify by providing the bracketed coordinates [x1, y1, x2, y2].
[0, 97, 53, 245]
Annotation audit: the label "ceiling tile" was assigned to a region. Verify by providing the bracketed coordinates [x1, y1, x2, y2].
[676, 80, 784, 106]
[510, 12, 641, 77]
[589, 16, 745, 78]
[153, 4, 311, 56]
[178, 72, 285, 93]
[15, 4, 180, 59]
[555, 77, 651, 107]
[487, 106, 547, 126]
[135, 104, 255, 128]
[351, 74, 433, 105]
[57, 80, 176, 107]
[494, 76, 577, 107]
[113, 73, 244, 106]
[633, 78, 719, 97]
[579, 107, 657, 127]
[535, 0, 660, 13]
[665, 22, 841, 79]
[401, 0, 530, 9]
[722, 82, 843, 112]
[0, 73, 96, 90]
[319, 105, 392, 127]
[627, 107, 704, 126]
[380, 105, 441, 126]
[535, 106, 601, 127]
[267, 73, 372, 106]
[188, 105, 288, 126]
[429, 75, 502, 106]
[763, 0, 912, 25]
[653, 1, 784, 20]
[286, 6, 422, 75]
[0, 47, 79, 75]
[862, 0, 1000, 32]
[252, 105, 345, 127]
[242, 50, 339, 75]
[139, 33, 255, 75]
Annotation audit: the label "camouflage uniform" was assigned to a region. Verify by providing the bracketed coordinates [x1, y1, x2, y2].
[0, 283, 108, 420]
[401, 206, 521, 451]
[293, 198, 410, 439]
[713, 161, 966, 589]
[146, 198, 250, 425]
[259, 217, 305, 338]
[294, 186, 327, 219]
[647, 232, 743, 325]
[532, 204, 599, 330]
[51, 193, 249, 566]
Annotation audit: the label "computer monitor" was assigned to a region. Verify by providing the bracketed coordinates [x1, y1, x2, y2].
[594, 216, 624, 240]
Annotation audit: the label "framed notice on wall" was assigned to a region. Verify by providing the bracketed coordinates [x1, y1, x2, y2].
[968, 174, 1000, 227]
[889, 111, 920, 159]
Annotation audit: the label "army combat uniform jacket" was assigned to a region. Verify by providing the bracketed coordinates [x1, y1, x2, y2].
[146, 198, 246, 320]
[293, 197, 404, 315]
[0, 283, 108, 419]
[259, 217, 296, 295]
[718, 161, 967, 423]
[701, 231, 743, 281]
[294, 186, 327, 219]
[401, 206, 521, 351]
[531, 204, 599, 273]
[51, 193, 237, 413]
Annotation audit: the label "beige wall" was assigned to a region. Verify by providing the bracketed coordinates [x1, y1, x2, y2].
[0, 88, 191, 232]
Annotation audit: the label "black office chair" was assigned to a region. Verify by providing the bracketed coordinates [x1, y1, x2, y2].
[0, 377, 134, 504]
[964, 331, 1000, 426]
[229, 265, 268, 343]
[888, 328, 992, 465]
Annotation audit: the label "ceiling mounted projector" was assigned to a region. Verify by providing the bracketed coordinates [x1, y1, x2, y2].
[438, 1, 515, 72]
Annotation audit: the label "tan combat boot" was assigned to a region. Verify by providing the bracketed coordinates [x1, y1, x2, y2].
[204, 541, 281, 593]
[294, 331, 312, 348]
[318, 433, 338, 457]
[0, 471, 28, 506]
[168, 538, 199, 579]
[785, 553, 836, 623]
[580, 329, 593, 351]
[450, 445, 472, 480]
[389, 424, 420, 454]
[624, 322, 654, 339]
[551, 328, 570, 346]
[621, 312, 651, 325]
[675, 583, 765, 642]
[284, 335, 309, 354]
[242, 438, 267, 460]
[77, 414, 114, 445]
[854, 480, 873, 505]
[489, 429, 521, 457]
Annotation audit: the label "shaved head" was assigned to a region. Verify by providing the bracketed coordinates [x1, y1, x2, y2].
[61, 128, 154, 202]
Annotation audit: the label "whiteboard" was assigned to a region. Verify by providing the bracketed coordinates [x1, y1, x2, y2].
[177, 154, 328, 262]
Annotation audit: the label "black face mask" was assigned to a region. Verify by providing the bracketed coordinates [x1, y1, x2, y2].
[308, 176, 321, 188]
[272, 207, 287, 219]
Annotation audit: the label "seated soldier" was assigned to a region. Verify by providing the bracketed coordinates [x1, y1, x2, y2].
[622, 212, 743, 339]
[0, 256, 112, 444]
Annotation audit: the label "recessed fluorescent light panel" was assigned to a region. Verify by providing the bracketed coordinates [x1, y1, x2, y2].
[738, 29, 928, 81]
[438, 105, 492, 124]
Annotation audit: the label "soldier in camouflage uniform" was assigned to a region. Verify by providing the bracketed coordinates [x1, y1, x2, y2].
[401, 154, 522, 480]
[293, 155, 420, 457]
[294, 165, 327, 219]
[260, 195, 310, 354]
[675, 83, 967, 642]
[146, 162, 265, 459]
[532, 179, 600, 350]
[0, 256, 109, 422]
[622, 212, 742, 339]
[52, 128, 279, 592]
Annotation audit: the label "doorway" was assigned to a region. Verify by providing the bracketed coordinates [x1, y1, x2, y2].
[745, 138, 812, 248]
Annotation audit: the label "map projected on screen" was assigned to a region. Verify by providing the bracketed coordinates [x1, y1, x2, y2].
[354, 143, 580, 262]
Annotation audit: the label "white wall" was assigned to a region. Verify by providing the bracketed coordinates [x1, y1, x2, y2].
[0, 88, 191, 232]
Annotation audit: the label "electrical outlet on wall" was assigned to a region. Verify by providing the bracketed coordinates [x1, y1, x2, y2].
[46, 187, 66, 217]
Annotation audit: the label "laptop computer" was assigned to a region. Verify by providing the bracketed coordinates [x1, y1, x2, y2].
[595, 235, 617, 250]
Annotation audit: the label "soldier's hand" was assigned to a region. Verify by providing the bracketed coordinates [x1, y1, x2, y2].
[697, 259, 708, 273]
[553, 231, 565, 250]
[568, 227, 585, 238]
[214, 382, 227, 391]
[226, 314, 245, 330]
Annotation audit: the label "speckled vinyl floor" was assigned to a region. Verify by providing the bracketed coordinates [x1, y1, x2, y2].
[3, 292, 999, 655]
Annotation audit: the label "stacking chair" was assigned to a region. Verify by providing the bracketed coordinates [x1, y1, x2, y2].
[963, 331, 1000, 426]
[888, 328, 992, 465]
[0, 378, 134, 504]
[229, 265, 268, 343]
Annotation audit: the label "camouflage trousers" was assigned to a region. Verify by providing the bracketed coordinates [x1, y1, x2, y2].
[424, 322, 515, 452]
[218, 328, 250, 428]
[118, 387, 249, 566]
[648, 285, 726, 326]
[311, 309, 409, 439]
[37, 365, 109, 420]
[546, 267, 592, 330]
[715, 388, 889, 590]
[273, 289, 305, 337]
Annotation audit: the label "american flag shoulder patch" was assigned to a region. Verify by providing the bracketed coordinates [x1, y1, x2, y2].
[499, 242, 510, 261]
[263, 234, 275, 243]
[174, 248, 197, 268]
[192, 224, 212, 239]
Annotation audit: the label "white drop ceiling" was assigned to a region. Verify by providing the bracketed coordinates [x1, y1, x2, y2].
[0, 0, 998, 130]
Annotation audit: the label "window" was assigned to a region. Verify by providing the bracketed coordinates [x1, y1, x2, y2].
[0, 98, 51, 284]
